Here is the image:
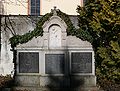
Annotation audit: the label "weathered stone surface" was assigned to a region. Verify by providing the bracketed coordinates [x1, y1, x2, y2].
[45, 54, 65, 74]
[40, 76, 70, 87]
[70, 75, 96, 87]
[66, 36, 92, 48]
[15, 75, 40, 87]
[19, 52, 39, 73]
[71, 52, 92, 73]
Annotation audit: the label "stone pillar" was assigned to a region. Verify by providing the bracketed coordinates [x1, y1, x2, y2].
[0, 25, 14, 76]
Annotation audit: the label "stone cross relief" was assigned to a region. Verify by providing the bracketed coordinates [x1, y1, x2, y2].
[51, 6, 59, 16]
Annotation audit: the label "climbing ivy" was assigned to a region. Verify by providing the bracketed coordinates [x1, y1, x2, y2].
[9, 10, 93, 47]
[9, 12, 53, 47]
[57, 10, 93, 43]
[56, 10, 76, 35]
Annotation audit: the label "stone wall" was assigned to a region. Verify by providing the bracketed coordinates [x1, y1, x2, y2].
[0, 16, 37, 76]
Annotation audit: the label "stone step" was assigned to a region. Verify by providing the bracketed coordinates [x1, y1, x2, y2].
[12, 86, 101, 91]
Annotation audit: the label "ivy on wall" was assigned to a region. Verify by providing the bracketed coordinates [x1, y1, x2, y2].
[57, 10, 93, 43]
[9, 10, 93, 47]
[9, 12, 53, 47]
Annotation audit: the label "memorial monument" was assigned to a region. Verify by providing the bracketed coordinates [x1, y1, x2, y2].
[1, 7, 97, 91]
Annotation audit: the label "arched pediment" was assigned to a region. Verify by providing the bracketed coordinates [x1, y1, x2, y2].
[42, 15, 67, 33]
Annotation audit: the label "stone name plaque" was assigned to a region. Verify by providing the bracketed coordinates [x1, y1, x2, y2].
[45, 54, 65, 74]
[71, 52, 92, 73]
[19, 52, 39, 73]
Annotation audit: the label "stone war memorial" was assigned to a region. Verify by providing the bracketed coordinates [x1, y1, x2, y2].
[0, 8, 97, 91]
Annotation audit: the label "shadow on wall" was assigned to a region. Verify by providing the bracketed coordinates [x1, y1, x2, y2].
[47, 75, 84, 91]
[45, 53, 84, 91]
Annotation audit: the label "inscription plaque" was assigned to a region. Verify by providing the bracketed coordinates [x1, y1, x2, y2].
[19, 52, 39, 73]
[71, 52, 92, 73]
[45, 54, 65, 74]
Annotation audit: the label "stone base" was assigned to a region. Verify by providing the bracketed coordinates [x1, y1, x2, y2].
[12, 86, 100, 91]
[13, 75, 98, 91]
[15, 75, 96, 87]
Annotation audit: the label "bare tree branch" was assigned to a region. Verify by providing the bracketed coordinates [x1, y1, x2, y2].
[4, 16, 15, 35]
[7, 16, 16, 35]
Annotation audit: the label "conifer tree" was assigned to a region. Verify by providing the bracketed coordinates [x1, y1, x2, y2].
[77, 0, 120, 90]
